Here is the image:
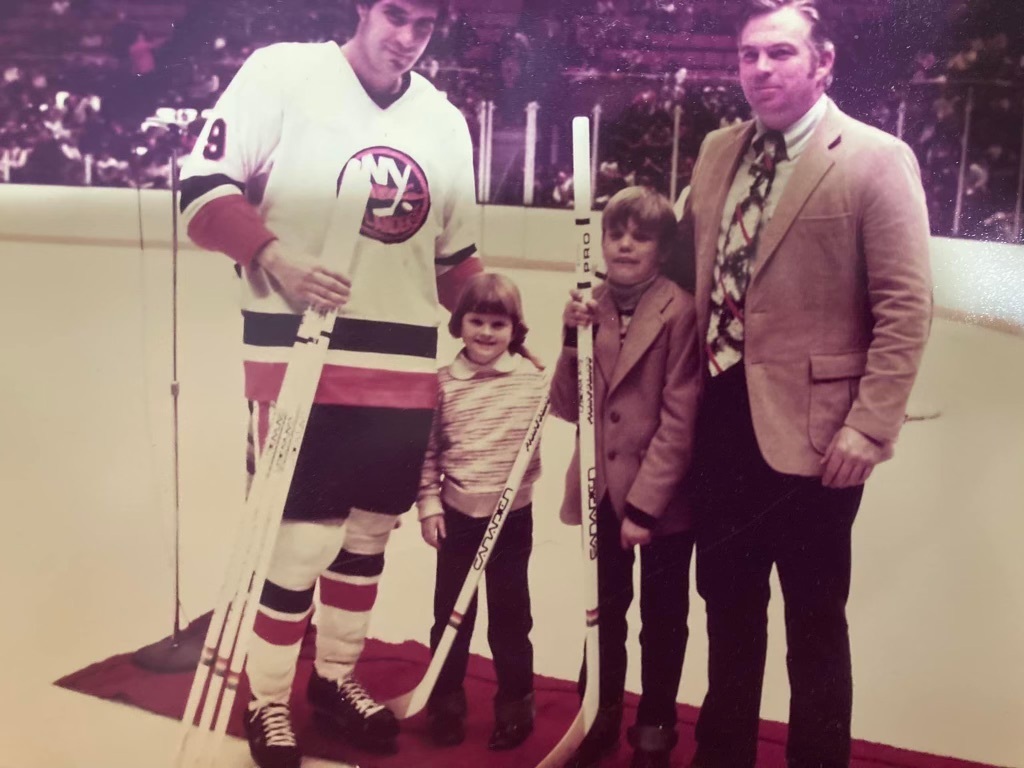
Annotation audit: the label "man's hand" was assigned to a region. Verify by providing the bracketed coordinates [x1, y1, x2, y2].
[821, 425, 894, 488]
[620, 517, 653, 549]
[563, 288, 597, 329]
[420, 516, 446, 550]
[256, 241, 352, 312]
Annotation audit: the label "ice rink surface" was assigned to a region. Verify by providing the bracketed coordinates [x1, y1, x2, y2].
[0, 239, 1022, 768]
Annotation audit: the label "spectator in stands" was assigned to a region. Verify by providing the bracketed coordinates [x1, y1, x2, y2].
[426, 6, 478, 65]
[0, 0, 1019, 248]
[129, 30, 160, 76]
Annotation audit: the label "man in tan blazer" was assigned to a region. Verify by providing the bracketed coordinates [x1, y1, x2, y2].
[675, 1, 933, 766]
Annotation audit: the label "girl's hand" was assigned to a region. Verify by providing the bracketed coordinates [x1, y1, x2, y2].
[420, 515, 447, 550]
[563, 288, 596, 328]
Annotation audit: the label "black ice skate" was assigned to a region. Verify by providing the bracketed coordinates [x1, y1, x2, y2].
[243, 700, 301, 768]
[307, 668, 399, 753]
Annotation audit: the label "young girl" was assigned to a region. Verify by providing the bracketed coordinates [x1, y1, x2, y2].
[551, 186, 702, 768]
[417, 272, 546, 751]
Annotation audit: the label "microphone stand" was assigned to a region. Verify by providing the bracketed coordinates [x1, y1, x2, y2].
[133, 119, 208, 672]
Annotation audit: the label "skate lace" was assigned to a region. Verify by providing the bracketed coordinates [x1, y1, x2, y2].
[254, 702, 297, 747]
[337, 677, 385, 717]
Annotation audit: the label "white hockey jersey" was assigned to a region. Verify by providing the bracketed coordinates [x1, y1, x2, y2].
[179, 42, 480, 410]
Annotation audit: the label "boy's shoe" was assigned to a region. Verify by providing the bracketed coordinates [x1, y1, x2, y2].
[427, 688, 467, 747]
[627, 724, 679, 768]
[243, 699, 301, 768]
[565, 702, 624, 768]
[307, 668, 399, 753]
[488, 692, 535, 750]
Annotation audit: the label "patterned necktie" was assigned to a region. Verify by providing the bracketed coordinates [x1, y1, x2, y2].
[705, 130, 787, 376]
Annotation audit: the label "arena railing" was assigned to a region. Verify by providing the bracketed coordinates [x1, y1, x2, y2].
[2, 69, 1020, 244]
[891, 77, 1024, 243]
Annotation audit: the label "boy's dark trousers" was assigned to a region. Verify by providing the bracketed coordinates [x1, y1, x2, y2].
[692, 363, 863, 768]
[429, 502, 534, 706]
[579, 495, 694, 727]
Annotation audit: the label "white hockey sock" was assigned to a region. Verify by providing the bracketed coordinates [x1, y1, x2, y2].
[248, 519, 346, 703]
[314, 508, 396, 682]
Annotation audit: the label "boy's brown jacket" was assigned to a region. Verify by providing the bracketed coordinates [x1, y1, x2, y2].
[550, 275, 701, 536]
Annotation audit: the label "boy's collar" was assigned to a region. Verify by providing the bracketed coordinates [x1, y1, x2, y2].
[449, 349, 518, 380]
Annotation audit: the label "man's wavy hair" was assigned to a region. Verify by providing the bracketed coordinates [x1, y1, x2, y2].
[737, 0, 836, 89]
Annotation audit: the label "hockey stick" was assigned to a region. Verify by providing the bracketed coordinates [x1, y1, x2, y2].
[183, 164, 371, 764]
[571, 114, 601, 740]
[385, 385, 552, 719]
[178, 318, 326, 767]
[536, 709, 587, 768]
[176, 159, 371, 767]
[534, 116, 601, 768]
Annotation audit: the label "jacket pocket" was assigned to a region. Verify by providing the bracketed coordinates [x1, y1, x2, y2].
[807, 351, 867, 453]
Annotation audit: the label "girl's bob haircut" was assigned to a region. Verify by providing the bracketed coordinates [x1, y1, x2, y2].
[448, 272, 529, 355]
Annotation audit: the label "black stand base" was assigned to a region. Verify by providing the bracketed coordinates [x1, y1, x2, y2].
[132, 612, 212, 673]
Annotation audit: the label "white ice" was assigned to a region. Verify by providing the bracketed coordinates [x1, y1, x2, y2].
[0, 233, 1022, 768]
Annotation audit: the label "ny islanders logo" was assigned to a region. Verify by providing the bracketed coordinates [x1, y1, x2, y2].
[339, 146, 430, 244]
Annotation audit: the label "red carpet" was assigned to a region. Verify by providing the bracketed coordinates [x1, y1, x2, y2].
[56, 615, 1000, 768]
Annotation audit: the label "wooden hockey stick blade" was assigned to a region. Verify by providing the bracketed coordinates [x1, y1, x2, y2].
[383, 686, 418, 720]
[534, 707, 587, 768]
[381, 612, 455, 719]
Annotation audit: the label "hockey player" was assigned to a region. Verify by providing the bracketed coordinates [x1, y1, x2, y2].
[178, 1, 481, 766]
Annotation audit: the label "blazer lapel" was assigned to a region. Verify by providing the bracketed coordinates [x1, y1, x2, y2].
[751, 103, 842, 284]
[593, 289, 620, 388]
[608, 280, 673, 395]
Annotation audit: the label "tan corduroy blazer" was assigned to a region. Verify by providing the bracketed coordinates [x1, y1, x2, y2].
[680, 100, 933, 475]
[550, 276, 701, 535]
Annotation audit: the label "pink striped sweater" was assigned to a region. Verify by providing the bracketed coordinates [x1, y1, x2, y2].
[417, 351, 546, 520]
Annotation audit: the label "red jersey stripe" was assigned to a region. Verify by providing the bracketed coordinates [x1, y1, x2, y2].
[244, 362, 439, 409]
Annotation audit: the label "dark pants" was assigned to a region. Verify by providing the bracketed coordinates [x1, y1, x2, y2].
[693, 364, 863, 768]
[429, 502, 534, 705]
[579, 496, 694, 727]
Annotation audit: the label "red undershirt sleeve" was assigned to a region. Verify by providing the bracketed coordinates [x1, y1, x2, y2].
[436, 255, 484, 313]
[187, 195, 278, 268]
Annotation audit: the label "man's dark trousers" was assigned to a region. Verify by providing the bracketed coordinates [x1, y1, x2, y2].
[692, 363, 863, 768]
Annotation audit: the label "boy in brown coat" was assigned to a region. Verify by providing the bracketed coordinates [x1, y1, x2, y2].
[551, 186, 701, 768]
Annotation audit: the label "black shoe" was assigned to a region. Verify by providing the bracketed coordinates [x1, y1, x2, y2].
[243, 700, 301, 768]
[307, 668, 399, 753]
[426, 688, 467, 747]
[627, 724, 678, 768]
[565, 702, 623, 768]
[488, 692, 535, 751]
